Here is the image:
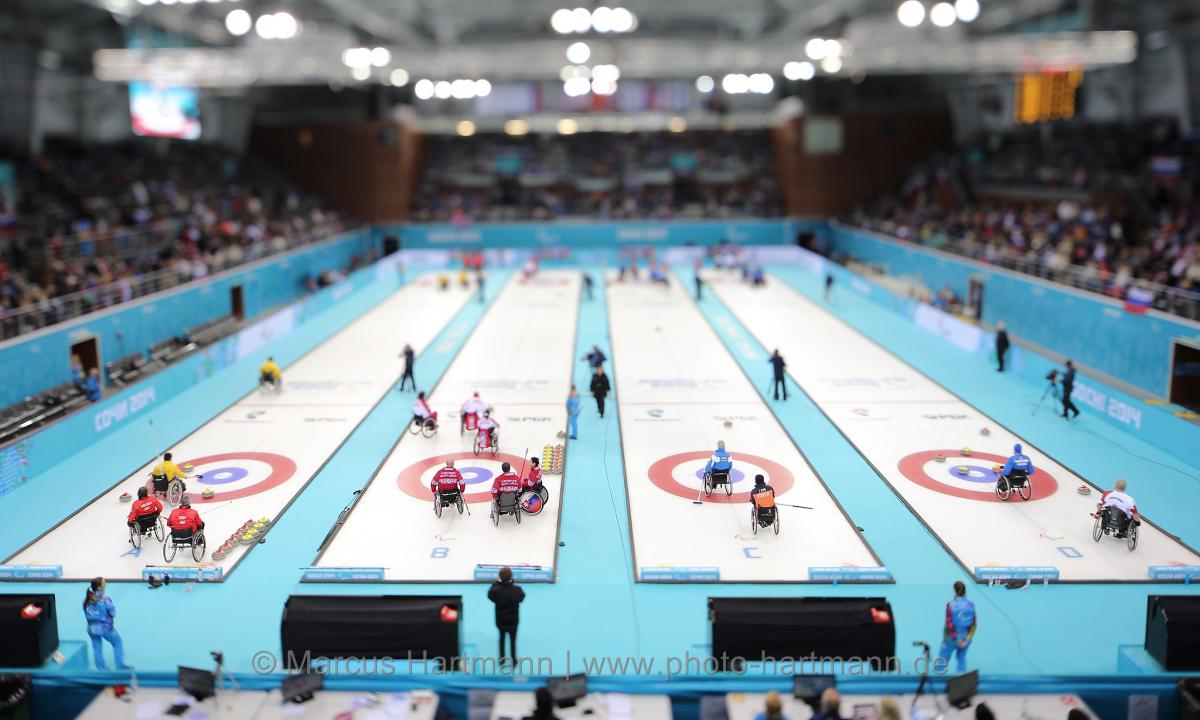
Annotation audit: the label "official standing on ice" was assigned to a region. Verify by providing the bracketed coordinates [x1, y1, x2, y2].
[938, 581, 977, 672]
[994, 322, 1009, 373]
[590, 366, 611, 418]
[566, 385, 581, 439]
[488, 566, 525, 668]
[769, 350, 788, 401]
[399, 344, 416, 391]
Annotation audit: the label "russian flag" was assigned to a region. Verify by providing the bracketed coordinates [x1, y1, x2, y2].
[1124, 286, 1155, 314]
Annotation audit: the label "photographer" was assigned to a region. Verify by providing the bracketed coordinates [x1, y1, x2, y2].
[1061, 360, 1080, 420]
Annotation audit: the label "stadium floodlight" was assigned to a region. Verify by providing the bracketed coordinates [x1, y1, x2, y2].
[721, 73, 749, 94]
[591, 6, 613, 33]
[551, 8, 574, 33]
[695, 75, 715, 93]
[805, 37, 828, 60]
[783, 61, 806, 81]
[505, 118, 530, 135]
[272, 12, 297, 39]
[749, 73, 774, 94]
[475, 79, 492, 97]
[370, 47, 390, 67]
[390, 68, 410, 86]
[955, 0, 980, 22]
[138, 0, 157, 5]
[820, 55, 843, 73]
[571, 7, 592, 33]
[591, 64, 620, 83]
[610, 7, 635, 33]
[434, 81, 453, 99]
[350, 66, 370, 82]
[564, 77, 590, 96]
[254, 13, 276, 38]
[898, 0, 926, 27]
[930, 2, 956, 27]
[566, 41, 590, 64]
[225, 8, 251, 35]
[159, 0, 177, 5]
[591, 79, 617, 95]
[414, 79, 434, 99]
[797, 61, 816, 80]
[342, 47, 370, 69]
[556, 118, 579, 135]
[456, 120, 476, 137]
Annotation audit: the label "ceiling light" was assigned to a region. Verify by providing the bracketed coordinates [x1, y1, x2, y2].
[955, 0, 980, 22]
[451, 78, 476, 99]
[564, 77, 590, 97]
[456, 120, 476, 137]
[272, 12, 297, 40]
[591, 64, 620, 83]
[342, 47, 370, 69]
[610, 7, 635, 33]
[591, 79, 617, 95]
[695, 75, 714, 93]
[350, 66, 370, 82]
[370, 47, 390, 67]
[138, 0, 157, 5]
[551, 8, 574, 33]
[821, 55, 843, 73]
[225, 8, 251, 35]
[570, 7, 591, 33]
[749, 73, 774, 94]
[721, 73, 749, 94]
[505, 118, 529, 135]
[434, 81, 452, 99]
[805, 37, 828, 60]
[930, 2, 956, 26]
[566, 41, 590, 64]
[898, 0, 926, 27]
[591, 6, 613, 33]
[254, 13, 277, 38]
[390, 68, 409, 86]
[414, 79, 434, 99]
[667, 117, 687, 133]
[475, 79, 491, 97]
[557, 118, 579, 135]
[797, 61, 816, 80]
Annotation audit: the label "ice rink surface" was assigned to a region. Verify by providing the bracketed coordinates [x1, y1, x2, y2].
[312, 271, 580, 581]
[6, 275, 471, 580]
[710, 272, 1200, 582]
[607, 274, 883, 582]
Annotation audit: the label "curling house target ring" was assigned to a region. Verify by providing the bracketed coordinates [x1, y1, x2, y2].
[398, 452, 530, 504]
[143, 452, 297, 503]
[897, 449, 1059, 502]
[647, 451, 795, 503]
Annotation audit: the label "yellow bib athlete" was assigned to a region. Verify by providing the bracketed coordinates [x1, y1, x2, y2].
[260, 357, 282, 388]
[150, 452, 187, 499]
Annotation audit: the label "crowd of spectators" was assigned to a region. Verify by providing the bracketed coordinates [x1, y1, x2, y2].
[849, 120, 1200, 316]
[0, 139, 345, 336]
[411, 130, 783, 222]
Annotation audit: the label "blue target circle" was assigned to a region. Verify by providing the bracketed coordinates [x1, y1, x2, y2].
[201, 466, 249, 485]
[947, 465, 998, 485]
[694, 468, 747, 485]
[459, 466, 495, 486]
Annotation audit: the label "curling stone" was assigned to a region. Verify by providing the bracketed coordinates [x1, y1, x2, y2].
[1077, 484, 1092, 496]
[961, 447, 972, 456]
[934, 454, 946, 463]
[980, 427, 991, 436]
[202, 488, 215, 499]
[119, 492, 132, 502]
[956, 465, 970, 475]
[723, 420, 733, 428]
[992, 464, 1004, 473]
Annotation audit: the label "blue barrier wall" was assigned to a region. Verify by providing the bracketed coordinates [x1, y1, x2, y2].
[0, 252, 405, 500]
[790, 245, 1200, 467]
[0, 230, 375, 407]
[830, 224, 1200, 397]
[374, 218, 825, 250]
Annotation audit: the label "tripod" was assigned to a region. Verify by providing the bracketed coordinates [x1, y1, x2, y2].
[210, 651, 241, 717]
[1032, 381, 1061, 416]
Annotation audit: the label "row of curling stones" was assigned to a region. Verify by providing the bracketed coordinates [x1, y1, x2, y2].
[541, 443, 565, 474]
[118, 486, 219, 502]
[212, 517, 272, 561]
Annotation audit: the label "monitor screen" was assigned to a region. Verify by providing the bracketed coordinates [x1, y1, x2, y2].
[130, 82, 201, 140]
[177, 666, 215, 701]
[546, 675, 588, 703]
[281, 672, 323, 702]
[793, 674, 836, 701]
[946, 669, 979, 708]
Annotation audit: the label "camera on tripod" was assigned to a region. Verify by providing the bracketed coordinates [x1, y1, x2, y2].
[1045, 369, 1059, 384]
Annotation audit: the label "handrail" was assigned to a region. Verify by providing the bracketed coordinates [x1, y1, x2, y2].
[0, 225, 349, 340]
[846, 221, 1200, 321]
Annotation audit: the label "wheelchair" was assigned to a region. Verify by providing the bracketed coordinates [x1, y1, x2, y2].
[164, 527, 207, 562]
[434, 488, 465, 518]
[519, 483, 551, 516]
[152, 473, 196, 508]
[703, 468, 733, 497]
[258, 373, 282, 395]
[751, 504, 780, 536]
[473, 429, 499, 456]
[461, 412, 478, 437]
[409, 414, 438, 438]
[1092, 506, 1139, 551]
[491, 491, 522, 526]
[128, 515, 165, 549]
[995, 469, 1031, 501]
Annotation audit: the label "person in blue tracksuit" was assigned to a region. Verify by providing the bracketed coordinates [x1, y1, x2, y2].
[83, 577, 129, 670]
[704, 441, 733, 475]
[566, 385, 581, 440]
[1000, 443, 1034, 480]
[938, 581, 977, 672]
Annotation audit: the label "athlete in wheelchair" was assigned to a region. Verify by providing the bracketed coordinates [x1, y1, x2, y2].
[474, 411, 500, 455]
[518, 457, 551, 516]
[490, 462, 523, 526]
[410, 392, 438, 437]
[702, 441, 734, 497]
[259, 357, 283, 394]
[460, 392, 487, 436]
[1092, 479, 1140, 551]
[995, 443, 1034, 501]
[164, 496, 207, 562]
[126, 487, 165, 548]
[149, 452, 199, 507]
[430, 460, 466, 518]
[748, 474, 780, 535]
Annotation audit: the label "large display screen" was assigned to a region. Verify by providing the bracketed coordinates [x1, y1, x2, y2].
[129, 82, 201, 140]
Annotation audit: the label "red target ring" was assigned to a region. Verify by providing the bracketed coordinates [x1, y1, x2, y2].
[897, 449, 1059, 502]
[398, 452, 531, 504]
[143, 452, 297, 503]
[647, 451, 795, 503]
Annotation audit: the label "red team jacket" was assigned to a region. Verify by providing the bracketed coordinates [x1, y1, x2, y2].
[127, 496, 163, 523]
[431, 467, 465, 494]
[491, 471, 523, 497]
[168, 507, 204, 533]
[525, 466, 542, 489]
